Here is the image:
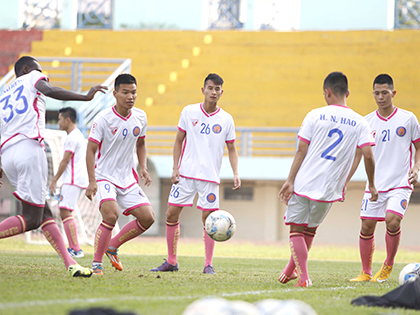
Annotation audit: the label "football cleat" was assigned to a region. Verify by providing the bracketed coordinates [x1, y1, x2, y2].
[278, 268, 298, 284]
[68, 264, 93, 278]
[350, 271, 372, 282]
[203, 265, 216, 274]
[68, 248, 85, 258]
[105, 248, 123, 271]
[151, 260, 179, 272]
[92, 264, 104, 276]
[294, 279, 312, 288]
[371, 263, 393, 283]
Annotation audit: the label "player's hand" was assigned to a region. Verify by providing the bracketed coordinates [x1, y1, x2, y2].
[408, 167, 419, 185]
[171, 169, 180, 184]
[140, 169, 152, 187]
[232, 175, 241, 190]
[278, 181, 294, 205]
[368, 185, 378, 202]
[85, 182, 98, 201]
[85, 85, 108, 101]
[49, 180, 57, 194]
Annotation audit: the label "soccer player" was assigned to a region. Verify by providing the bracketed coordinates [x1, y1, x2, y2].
[49, 107, 88, 258]
[85, 73, 155, 276]
[0, 56, 107, 277]
[350, 74, 420, 283]
[278, 71, 378, 287]
[151, 73, 241, 274]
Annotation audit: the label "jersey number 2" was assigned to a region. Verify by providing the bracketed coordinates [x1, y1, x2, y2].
[321, 128, 343, 161]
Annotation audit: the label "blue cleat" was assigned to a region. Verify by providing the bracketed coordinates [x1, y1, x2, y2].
[203, 265, 216, 274]
[68, 248, 84, 258]
[151, 260, 179, 272]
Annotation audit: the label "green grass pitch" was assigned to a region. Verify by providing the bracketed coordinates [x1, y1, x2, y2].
[0, 236, 419, 315]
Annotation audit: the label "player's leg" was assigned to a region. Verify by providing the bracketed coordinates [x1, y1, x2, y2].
[59, 185, 83, 257]
[202, 210, 216, 274]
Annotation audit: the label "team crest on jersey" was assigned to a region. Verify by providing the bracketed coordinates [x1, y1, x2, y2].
[59, 195, 63, 202]
[133, 126, 140, 136]
[206, 193, 216, 203]
[212, 124, 222, 134]
[109, 127, 118, 135]
[191, 119, 199, 126]
[371, 130, 376, 138]
[396, 126, 406, 137]
[401, 199, 407, 209]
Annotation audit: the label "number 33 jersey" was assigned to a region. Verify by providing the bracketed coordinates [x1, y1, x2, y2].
[0, 71, 48, 152]
[295, 104, 374, 202]
[88, 106, 147, 188]
[364, 107, 420, 193]
[177, 103, 236, 184]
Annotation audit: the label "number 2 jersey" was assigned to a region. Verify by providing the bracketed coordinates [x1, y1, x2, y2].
[88, 106, 147, 189]
[364, 107, 420, 193]
[295, 104, 374, 202]
[0, 70, 48, 152]
[177, 103, 236, 184]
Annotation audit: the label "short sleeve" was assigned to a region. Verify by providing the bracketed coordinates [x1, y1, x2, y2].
[30, 71, 48, 93]
[178, 107, 187, 132]
[63, 135, 77, 153]
[409, 114, 420, 143]
[140, 113, 147, 138]
[225, 115, 236, 142]
[297, 112, 314, 143]
[88, 114, 105, 145]
[357, 118, 374, 148]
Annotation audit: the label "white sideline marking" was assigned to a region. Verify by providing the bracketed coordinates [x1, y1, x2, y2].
[0, 286, 358, 310]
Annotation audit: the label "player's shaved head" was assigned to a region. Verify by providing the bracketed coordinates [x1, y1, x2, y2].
[14, 56, 39, 77]
[323, 72, 348, 97]
[204, 73, 223, 87]
[115, 73, 136, 91]
[373, 74, 394, 90]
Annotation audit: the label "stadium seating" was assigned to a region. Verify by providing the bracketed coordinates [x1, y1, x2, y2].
[18, 29, 420, 126]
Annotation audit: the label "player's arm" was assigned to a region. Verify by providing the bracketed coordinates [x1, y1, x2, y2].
[409, 141, 420, 185]
[85, 140, 98, 201]
[49, 151, 73, 193]
[226, 141, 241, 190]
[278, 140, 309, 205]
[35, 79, 107, 101]
[171, 129, 186, 184]
[136, 137, 151, 187]
[360, 145, 378, 201]
[345, 148, 363, 186]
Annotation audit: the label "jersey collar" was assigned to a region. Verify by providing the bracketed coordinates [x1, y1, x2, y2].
[112, 106, 132, 121]
[200, 103, 220, 117]
[376, 107, 398, 122]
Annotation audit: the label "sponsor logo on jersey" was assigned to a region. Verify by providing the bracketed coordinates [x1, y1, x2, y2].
[371, 130, 376, 138]
[401, 199, 407, 209]
[206, 193, 216, 203]
[138, 189, 144, 197]
[91, 122, 97, 134]
[212, 124, 222, 134]
[133, 126, 140, 136]
[110, 127, 118, 135]
[191, 119, 199, 126]
[396, 126, 406, 137]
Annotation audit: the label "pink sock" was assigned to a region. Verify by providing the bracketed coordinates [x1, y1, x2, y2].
[62, 215, 80, 251]
[41, 218, 76, 268]
[282, 229, 315, 276]
[360, 232, 375, 275]
[203, 228, 215, 267]
[0, 215, 26, 239]
[290, 232, 309, 282]
[109, 220, 146, 248]
[385, 227, 401, 266]
[166, 221, 180, 265]
[93, 221, 114, 263]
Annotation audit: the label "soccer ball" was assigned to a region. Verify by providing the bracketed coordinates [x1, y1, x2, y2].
[205, 210, 236, 242]
[399, 262, 420, 285]
[255, 299, 318, 315]
[182, 297, 231, 315]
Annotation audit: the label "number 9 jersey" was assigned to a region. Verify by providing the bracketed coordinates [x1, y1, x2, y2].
[294, 104, 374, 202]
[0, 71, 48, 152]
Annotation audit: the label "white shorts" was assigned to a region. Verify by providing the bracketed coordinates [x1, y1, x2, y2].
[59, 184, 83, 211]
[168, 177, 219, 211]
[1, 139, 47, 207]
[284, 194, 332, 228]
[97, 180, 151, 216]
[360, 188, 412, 220]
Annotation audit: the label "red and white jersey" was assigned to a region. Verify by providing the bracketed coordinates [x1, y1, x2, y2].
[295, 104, 374, 202]
[62, 128, 88, 188]
[364, 107, 420, 193]
[178, 103, 236, 184]
[88, 106, 147, 189]
[0, 71, 48, 152]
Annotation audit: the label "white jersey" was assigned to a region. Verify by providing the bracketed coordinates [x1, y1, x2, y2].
[88, 106, 147, 189]
[178, 103, 236, 184]
[0, 70, 48, 152]
[294, 104, 374, 202]
[364, 107, 420, 193]
[62, 128, 88, 188]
